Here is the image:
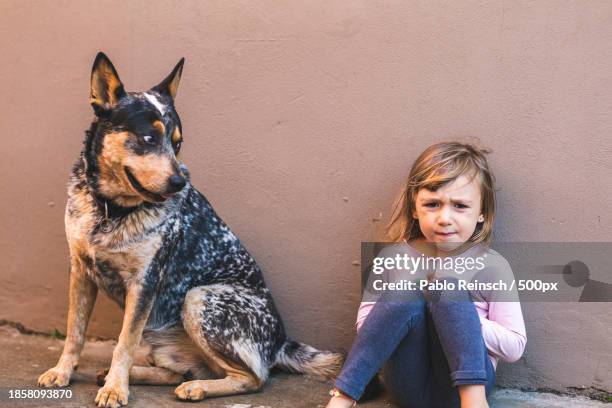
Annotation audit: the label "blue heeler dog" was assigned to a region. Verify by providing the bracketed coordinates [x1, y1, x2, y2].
[37, 53, 344, 407]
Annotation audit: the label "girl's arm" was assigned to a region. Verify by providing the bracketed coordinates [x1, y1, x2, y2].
[478, 252, 527, 363]
[479, 301, 527, 363]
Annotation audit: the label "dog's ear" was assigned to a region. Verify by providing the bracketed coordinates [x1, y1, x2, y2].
[90, 52, 126, 115]
[151, 58, 185, 100]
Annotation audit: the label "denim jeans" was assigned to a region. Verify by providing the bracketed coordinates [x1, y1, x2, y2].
[335, 279, 495, 408]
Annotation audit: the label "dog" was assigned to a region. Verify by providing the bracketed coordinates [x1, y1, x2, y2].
[37, 52, 344, 408]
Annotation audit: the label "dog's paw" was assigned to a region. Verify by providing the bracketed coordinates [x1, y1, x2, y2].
[95, 383, 129, 408]
[37, 367, 71, 388]
[174, 381, 207, 401]
[96, 368, 109, 386]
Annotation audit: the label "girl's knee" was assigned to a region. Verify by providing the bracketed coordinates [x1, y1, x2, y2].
[427, 277, 472, 305]
[383, 298, 427, 322]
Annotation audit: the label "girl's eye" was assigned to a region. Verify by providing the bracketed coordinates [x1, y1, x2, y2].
[424, 202, 439, 208]
[455, 203, 469, 209]
[142, 135, 156, 145]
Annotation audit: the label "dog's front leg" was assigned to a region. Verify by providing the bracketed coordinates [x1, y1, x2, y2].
[38, 256, 97, 387]
[95, 283, 153, 408]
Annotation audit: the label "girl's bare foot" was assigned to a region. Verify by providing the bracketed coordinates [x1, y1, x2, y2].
[325, 396, 356, 408]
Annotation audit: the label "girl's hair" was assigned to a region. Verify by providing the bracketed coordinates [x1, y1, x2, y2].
[386, 141, 496, 244]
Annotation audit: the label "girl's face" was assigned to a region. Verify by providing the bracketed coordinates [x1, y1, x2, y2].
[412, 174, 485, 252]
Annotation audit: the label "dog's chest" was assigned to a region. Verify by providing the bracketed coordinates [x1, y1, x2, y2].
[66, 190, 167, 306]
[82, 233, 162, 308]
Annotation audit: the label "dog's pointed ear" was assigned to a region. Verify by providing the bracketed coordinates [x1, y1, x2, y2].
[90, 52, 126, 115]
[151, 58, 185, 100]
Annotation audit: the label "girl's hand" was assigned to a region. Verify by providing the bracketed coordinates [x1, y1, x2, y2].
[325, 396, 357, 408]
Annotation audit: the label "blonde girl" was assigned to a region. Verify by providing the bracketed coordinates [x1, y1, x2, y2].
[326, 142, 526, 408]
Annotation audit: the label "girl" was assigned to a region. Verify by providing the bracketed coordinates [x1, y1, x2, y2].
[326, 142, 526, 408]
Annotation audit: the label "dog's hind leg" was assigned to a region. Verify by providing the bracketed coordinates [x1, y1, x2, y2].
[175, 284, 281, 401]
[175, 374, 260, 401]
[141, 326, 217, 382]
[97, 366, 184, 386]
[129, 366, 184, 384]
[97, 324, 219, 387]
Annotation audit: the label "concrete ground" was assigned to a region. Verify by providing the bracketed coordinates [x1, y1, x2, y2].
[0, 326, 608, 408]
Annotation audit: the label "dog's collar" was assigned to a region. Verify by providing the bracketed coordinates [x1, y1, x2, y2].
[93, 196, 113, 233]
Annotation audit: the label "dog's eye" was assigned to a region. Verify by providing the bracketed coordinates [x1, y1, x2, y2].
[142, 135, 156, 145]
[174, 141, 182, 153]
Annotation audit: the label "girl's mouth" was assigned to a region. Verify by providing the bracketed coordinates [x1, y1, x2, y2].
[435, 232, 456, 239]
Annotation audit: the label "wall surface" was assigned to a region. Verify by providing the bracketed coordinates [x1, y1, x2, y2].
[1, 0, 610, 393]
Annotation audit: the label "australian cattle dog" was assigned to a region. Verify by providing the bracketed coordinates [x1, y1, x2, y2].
[37, 52, 343, 407]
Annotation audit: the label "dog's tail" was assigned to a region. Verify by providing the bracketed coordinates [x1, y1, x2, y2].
[273, 339, 345, 380]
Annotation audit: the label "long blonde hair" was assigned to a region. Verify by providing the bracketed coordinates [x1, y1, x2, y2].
[386, 142, 496, 244]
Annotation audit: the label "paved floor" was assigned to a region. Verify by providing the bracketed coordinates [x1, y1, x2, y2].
[0, 326, 608, 408]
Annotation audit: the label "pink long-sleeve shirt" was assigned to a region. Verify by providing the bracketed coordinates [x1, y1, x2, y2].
[356, 243, 527, 370]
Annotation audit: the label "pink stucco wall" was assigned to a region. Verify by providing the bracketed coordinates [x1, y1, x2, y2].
[1, 1, 610, 392]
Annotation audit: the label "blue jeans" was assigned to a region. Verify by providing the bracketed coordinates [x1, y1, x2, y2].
[335, 280, 495, 408]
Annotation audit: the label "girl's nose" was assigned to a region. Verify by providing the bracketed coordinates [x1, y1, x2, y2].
[437, 206, 452, 224]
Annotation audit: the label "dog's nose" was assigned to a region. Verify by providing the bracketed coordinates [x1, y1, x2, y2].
[167, 174, 186, 193]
